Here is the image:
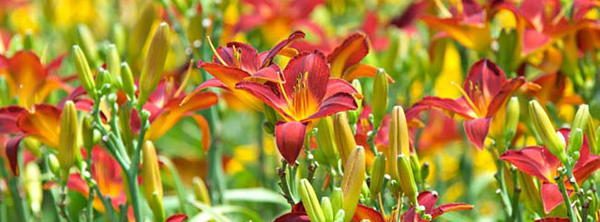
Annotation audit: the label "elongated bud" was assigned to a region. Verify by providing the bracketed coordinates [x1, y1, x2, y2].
[388, 106, 409, 180]
[96, 69, 113, 93]
[529, 100, 566, 162]
[47, 153, 61, 176]
[111, 24, 126, 55]
[372, 69, 388, 128]
[58, 101, 81, 174]
[334, 112, 357, 165]
[138, 22, 170, 105]
[331, 187, 344, 216]
[397, 154, 418, 204]
[73, 45, 97, 99]
[316, 117, 339, 165]
[192, 177, 211, 206]
[369, 152, 386, 198]
[570, 104, 591, 153]
[0, 77, 9, 106]
[141, 141, 165, 222]
[567, 129, 583, 156]
[76, 25, 98, 66]
[341, 147, 365, 222]
[106, 44, 122, 88]
[409, 153, 422, 187]
[299, 178, 326, 222]
[23, 162, 42, 214]
[519, 173, 543, 213]
[120, 62, 136, 99]
[504, 97, 520, 144]
[23, 31, 34, 50]
[321, 197, 334, 221]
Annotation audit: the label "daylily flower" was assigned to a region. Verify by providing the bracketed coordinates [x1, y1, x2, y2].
[401, 191, 473, 222]
[68, 146, 129, 214]
[237, 51, 358, 164]
[420, 0, 492, 52]
[501, 129, 600, 213]
[236, 0, 326, 44]
[274, 202, 385, 222]
[140, 69, 219, 151]
[0, 51, 66, 109]
[187, 31, 305, 111]
[410, 59, 525, 149]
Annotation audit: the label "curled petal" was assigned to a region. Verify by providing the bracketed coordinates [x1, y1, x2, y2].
[487, 77, 525, 117]
[275, 121, 308, 164]
[247, 65, 283, 83]
[431, 203, 474, 218]
[166, 214, 188, 222]
[189, 114, 211, 151]
[501, 146, 560, 182]
[16, 105, 61, 148]
[217, 42, 260, 71]
[308, 93, 357, 120]
[352, 204, 385, 222]
[0, 106, 26, 134]
[201, 63, 250, 88]
[327, 33, 369, 78]
[6, 136, 24, 175]
[463, 118, 490, 149]
[262, 31, 306, 67]
[421, 16, 491, 52]
[411, 96, 476, 119]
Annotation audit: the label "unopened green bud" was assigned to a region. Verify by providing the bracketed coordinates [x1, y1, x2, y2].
[81, 115, 94, 149]
[58, 101, 81, 174]
[23, 31, 34, 50]
[567, 129, 583, 155]
[105, 44, 122, 88]
[299, 178, 326, 222]
[47, 153, 61, 176]
[111, 24, 126, 55]
[141, 141, 165, 222]
[23, 137, 41, 157]
[334, 112, 357, 165]
[96, 69, 113, 93]
[316, 117, 339, 165]
[409, 153, 422, 187]
[76, 25, 98, 66]
[369, 152, 385, 198]
[73, 45, 97, 99]
[331, 187, 344, 216]
[192, 177, 211, 206]
[321, 197, 334, 221]
[138, 22, 170, 105]
[372, 69, 388, 128]
[505, 97, 520, 143]
[388, 106, 410, 180]
[120, 62, 136, 99]
[529, 100, 566, 162]
[397, 154, 418, 204]
[341, 147, 365, 222]
[23, 163, 42, 214]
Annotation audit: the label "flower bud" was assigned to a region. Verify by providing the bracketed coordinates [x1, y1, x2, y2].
[105, 44, 122, 88]
[397, 154, 418, 204]
[95, 69, 113, 93]
[341, 147, 365, 222]
[73, 45, 97, 99]
[529, 100, 566, 162]
[330, 187, 344, 216]
[519, 173, 543, 213]
[504, 97, 520, 145]
[321, 197, 334, 221]
[0, 77, 9, 106]
[111, 24, 126, 55]
[58, 101, 82, 174]
[76, 25, 98, 66]
[138, 22, 170, 105]
[334, 112, 357, 165]
[409, 153, 422, 187]
[567, 129, 583, 155]
[23, 162, 42, 214]
[47, 153, 61, 176]
[570, 104, 593, 153]
[372, 69, 388, 128]
[141, 141, 165, 221]
[316, 117, 339, 166]
[120, 62, 136, 100]
[192, 177, 211, 206]
[388, 106, 410, 180]
[81, 115, 95, 149]
[369, 152, 385, 198]
[299, 178, 326, 222]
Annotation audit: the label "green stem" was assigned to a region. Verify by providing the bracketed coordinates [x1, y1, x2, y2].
[0, 158, 28, 221]
[257, 113, 267, 186]
[557, 172, 578, 222]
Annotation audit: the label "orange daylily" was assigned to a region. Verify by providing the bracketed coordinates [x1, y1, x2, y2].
[0, 51, 66, 109]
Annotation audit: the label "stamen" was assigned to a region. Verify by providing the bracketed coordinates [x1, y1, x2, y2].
[451, 81, 482, 116]
[206, 36, 227, 65]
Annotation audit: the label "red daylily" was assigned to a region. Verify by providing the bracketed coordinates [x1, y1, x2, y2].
[188, 31, 305, 111]
[68, 146, 129, 214]
[410, 59, 525, 149]
[274, 202, 384, 222]
[501, 129, 600, 213]
[401, 191, 474, 222]
[237, 51, 358, 164]
[390, 0, 431, 35]
[535, 218, 569, 222]
[140, 70, 218, 150]
[0, 51, 66, 109]
[414, 109, 462, 154]
[236, 0, 326, 44]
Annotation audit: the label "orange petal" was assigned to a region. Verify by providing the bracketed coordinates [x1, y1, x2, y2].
[328, 33, 369, 78]
[189, 114, 211, 151]
[17, 104, 61, 148]
[422, 16, 491, 52]
[4, 51, 47, 108]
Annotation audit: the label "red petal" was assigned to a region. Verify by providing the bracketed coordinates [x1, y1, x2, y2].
[274, 212, 310, 222]
[247, 65, 283, 83]
[501, 146, 560, 182]
[522, 30, 551, 55]
[6, 51, 47, 108]
[535, 217, 570, 222]
[217, 42, 260, 72]
[431, 203, 474, 218]
[327, 33, 369, 78]
[352, 204, 385, 222]
[16, 104, 61, 148]
[411, 96, 476, 119]
[390, 1, 430, 29]
[487, 77, 525, 117]
[464, 59, 511, 113]
[417, 191, 439, 212]
[6, 136, 24, 175]
[166, 214, 188, 222]
[540, 182, 568, 214]
[463, 118, 490, 149]
[0, 106, 26, 134]
[236, 81, 289, 118]
[275, 121, 308, 164]
[283, 52, 330, 102]
[262, 31, 306, 67]
[201, 63, 250, 88]
[308, 93, 357, 120]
